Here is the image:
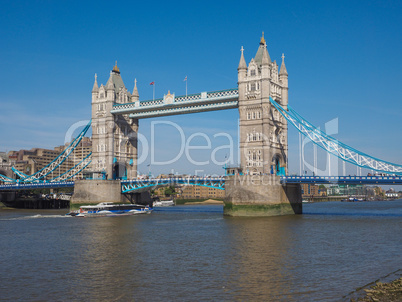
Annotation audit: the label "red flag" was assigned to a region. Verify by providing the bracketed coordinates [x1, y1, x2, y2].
[150, 81, 155, 85]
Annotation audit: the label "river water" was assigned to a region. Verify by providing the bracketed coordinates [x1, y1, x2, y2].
[1, 200, 401, 301]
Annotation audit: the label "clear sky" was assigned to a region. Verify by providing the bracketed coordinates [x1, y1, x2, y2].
[0, 0, 401, 177]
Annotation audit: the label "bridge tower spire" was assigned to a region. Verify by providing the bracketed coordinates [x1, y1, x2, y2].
[90, 63, 138, 180]
[237, 34, 288, 176]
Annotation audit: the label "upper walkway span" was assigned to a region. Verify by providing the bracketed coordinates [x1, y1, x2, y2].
[110, 88, 239, 118]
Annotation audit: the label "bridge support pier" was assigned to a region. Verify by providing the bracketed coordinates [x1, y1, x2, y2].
[71, 180, 153, 206]
[224, 175, 302, 216]
[71, 179, 123, 204]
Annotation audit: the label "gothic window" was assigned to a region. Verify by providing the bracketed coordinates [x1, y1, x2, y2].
[256, 133, 260, 141]
[258, 111, 261, 119]
[257, 83, 260, 90]
[251, 69, 256, 76]
[250, 133, 254, 141]
[251, 83, 256, 91]
[247, 112, 251, 120]
[252, 112, 256, 119]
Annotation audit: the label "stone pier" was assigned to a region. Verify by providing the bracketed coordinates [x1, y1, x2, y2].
[70, 179, 152, 206]
[224, 175, 302, 216]
[71, 179, 123, 204]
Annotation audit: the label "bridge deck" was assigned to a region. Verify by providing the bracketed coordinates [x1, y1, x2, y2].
[1, 176, 401, 192]
[282, 175, 402, 185]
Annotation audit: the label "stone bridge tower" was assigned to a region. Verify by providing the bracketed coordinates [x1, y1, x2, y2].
[225, 34, 301, 217]
[238, 33, 289, 175]
[91, 64, 138, 180]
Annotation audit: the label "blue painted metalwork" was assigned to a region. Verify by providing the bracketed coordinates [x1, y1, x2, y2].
[47, 153, 92, 182]
[8, 121, 92, 183]
[282, 175, 402, 185]
[121, 177, 225, 193]
[269, 97, 402, 176]
[0, 174, 18, 183]
[1, 175, 402, 193]
[0, 181, 75, 191]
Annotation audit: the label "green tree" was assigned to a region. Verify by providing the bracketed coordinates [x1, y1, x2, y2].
[164, 186, 175, 197]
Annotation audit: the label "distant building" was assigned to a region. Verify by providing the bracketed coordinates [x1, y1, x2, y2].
[0, 152, 14, 179]
[301, 184, 326, 198]
[179, 185, 225, 200]
[327, 184, 365, 196]
[6, 137, 92, 180]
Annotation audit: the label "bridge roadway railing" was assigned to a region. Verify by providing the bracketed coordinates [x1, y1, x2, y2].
[282, 175, 402, 185]
[110, 88, 239, 118]
[1, 176, 400, 193]
[0, 181, 75, 191]
[121, 177, 225, 193]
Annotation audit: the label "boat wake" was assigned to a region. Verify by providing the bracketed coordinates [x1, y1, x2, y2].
[2, 214, 71, 221]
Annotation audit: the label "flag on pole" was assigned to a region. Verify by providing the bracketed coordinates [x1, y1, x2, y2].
[183, 76, 187, 82]
[150, 81, 155, 85]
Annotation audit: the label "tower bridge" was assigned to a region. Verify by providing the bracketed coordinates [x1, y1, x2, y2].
[1, 33, 401, 216]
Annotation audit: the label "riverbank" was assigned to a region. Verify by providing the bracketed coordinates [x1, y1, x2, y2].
[175, 198, 224, 205]
[351, 277, 402, 301]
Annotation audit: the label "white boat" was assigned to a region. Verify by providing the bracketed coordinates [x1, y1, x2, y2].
[153, 199, 175, 207]
[66, 202, 153, 217]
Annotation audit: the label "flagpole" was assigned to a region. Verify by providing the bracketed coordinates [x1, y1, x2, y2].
[184, 76, 188, 97]
[153, 83, 155, 101]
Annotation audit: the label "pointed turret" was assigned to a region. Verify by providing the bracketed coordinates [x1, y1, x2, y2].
[132, 78, 139, 103]
[262, 45, 269, 66]
[254, 32, 271, 66]
[279, 53, 288, 76]
[92, 73, 99, 92]
[238, 46, 247, 70]
[106, 71, 114, 90]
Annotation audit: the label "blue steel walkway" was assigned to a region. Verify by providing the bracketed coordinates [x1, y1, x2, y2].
[282, 175, 402, 185]
[1, 176, 401, 193]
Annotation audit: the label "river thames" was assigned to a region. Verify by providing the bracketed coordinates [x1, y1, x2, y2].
[1, 200, 401, 301]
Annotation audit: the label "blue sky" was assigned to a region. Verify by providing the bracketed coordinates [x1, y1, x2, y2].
[0, 0, 401, 177]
